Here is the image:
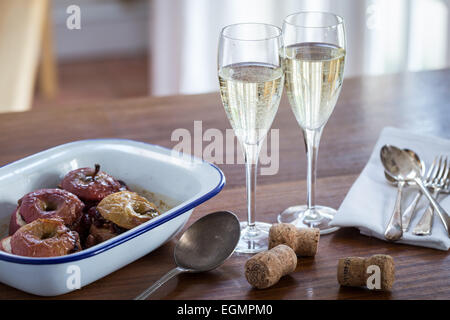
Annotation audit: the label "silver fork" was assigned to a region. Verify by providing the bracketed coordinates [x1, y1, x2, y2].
[413, 156, 449, 235]
[402, 157, 437, 231]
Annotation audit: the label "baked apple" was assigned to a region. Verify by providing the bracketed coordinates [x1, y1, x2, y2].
[9, 218, 81, 257]
[18, 188, 84, 226]
[0, 236, 12, 253]
[60, 164, 123, 202]
[9, 207, 26, 235]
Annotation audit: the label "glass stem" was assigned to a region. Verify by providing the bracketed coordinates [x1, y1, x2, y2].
[303, 127, 323, 221]
[244, 143, 260, 231]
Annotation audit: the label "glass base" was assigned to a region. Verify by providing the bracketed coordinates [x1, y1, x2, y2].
[277, 205, 340, 235]
[235, 221, 271, 254]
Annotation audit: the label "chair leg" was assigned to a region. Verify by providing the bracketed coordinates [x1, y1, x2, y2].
[38, 0, 58, 99]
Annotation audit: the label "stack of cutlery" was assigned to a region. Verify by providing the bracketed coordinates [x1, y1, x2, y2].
[380, 145, 450, 241]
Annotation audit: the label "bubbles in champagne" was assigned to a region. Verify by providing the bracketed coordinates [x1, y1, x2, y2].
[282, 43, 345, 130]
[218, 63, 284, 146]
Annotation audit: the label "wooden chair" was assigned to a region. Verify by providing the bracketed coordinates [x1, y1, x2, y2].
[0, 0, 57, 113]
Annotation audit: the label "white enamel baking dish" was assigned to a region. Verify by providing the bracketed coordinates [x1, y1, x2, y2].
[0, 139, 225, 296]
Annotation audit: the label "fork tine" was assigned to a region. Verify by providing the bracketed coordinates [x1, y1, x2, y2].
[440, 158, 450, 187]
[434, 156, 446, 182]
[440, 157, 449, 184]
[426, 156, 440, 183]
[445, 165, 450, 188]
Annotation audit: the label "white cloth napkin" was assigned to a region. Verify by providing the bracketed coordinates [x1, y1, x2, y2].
[330, 127, 450, 251]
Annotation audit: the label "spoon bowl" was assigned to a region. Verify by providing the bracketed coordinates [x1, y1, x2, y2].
[134, 211, 240, 300]
[380, 145, 421, 181]
[384, 149, 424, 185]
[175, 211, 241, 272]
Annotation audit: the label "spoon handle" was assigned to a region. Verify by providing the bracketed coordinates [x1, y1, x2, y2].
[134, 267, 185, 300]
[385, 181, 404, 240]
[402, 191, 422, 232]
[413, 189, 440, 236]
[414, 177, 450, 236]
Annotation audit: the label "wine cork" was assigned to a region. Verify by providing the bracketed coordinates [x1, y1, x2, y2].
[337, 254, 395, 291]
[245, 244, 297, 289]
[269, 223, 320, 256]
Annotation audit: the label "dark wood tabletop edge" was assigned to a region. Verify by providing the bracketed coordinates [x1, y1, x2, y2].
[8, 67, 449, 116]
[16, 92, 221, 115]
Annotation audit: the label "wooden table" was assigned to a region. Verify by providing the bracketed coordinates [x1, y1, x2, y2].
[0, 69, 449, 300]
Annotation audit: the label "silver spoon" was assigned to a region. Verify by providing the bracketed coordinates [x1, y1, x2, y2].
[383, 164, 406, 240]
[381, 145, 450, 237]
[384, 149, 424, 232]
[134, 211, 240, 300]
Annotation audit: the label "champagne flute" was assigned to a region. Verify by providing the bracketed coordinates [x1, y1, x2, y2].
[218, 23, 284, 253]
[277, 12, 346, 234]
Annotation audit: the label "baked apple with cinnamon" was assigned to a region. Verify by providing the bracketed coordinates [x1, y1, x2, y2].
[97, 191, 160, 230]
[85, 191, 160, 247]
[61, 164, 124, 202]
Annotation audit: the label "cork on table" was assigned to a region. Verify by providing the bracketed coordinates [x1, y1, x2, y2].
[0, 69, 449, 299]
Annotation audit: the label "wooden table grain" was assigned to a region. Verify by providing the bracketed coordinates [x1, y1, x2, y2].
[0, 69, 449, 300]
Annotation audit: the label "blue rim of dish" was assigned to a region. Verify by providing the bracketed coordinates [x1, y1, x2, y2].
[0, 139, 226, 265]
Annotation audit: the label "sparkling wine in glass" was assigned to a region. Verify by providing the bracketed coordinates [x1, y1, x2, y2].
[278, 12, 346, 234]
[218, 23, 284, 253]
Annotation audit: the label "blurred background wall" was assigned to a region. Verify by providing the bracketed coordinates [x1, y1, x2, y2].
[53, 0, 148, 60]
[0, 0, 449, 111]
[149, 0, 450, 95]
